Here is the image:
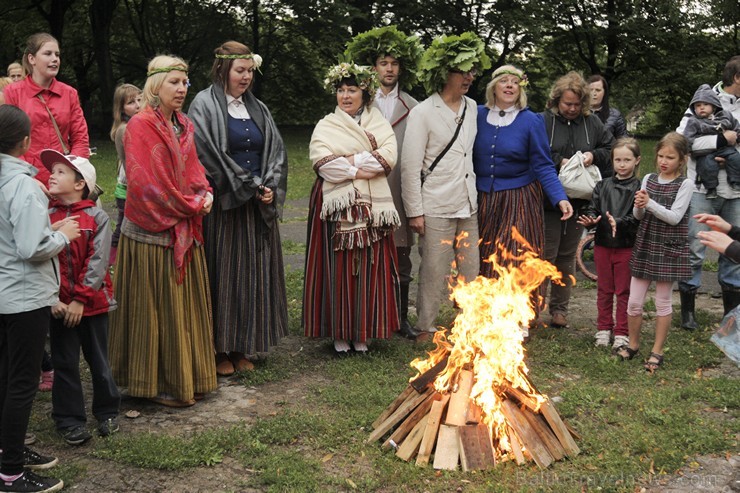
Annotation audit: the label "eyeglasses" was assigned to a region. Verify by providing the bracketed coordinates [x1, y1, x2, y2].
[449, 68, 478, 77]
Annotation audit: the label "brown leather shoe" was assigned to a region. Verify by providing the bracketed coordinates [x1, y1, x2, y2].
[551, 312, 568, 327]
[216, 353, 235, 376]
[232, 357, 254, 372]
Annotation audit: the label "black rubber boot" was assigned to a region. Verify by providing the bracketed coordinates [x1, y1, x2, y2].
[721, 288, 740, 316]
[398, 283, 420, 339]
[679, 288, 698, 330]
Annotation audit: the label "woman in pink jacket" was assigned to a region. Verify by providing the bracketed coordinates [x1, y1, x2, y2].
[4, 32, 89, 189]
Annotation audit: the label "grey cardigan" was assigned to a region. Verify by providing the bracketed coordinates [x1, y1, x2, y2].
[188, 86, 288, 224]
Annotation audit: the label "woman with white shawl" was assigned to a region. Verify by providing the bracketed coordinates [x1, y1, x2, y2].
[303, 63, 400, 353]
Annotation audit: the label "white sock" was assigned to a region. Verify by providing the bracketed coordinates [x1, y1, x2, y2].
[333, 340, 350, 352]
[352, 341, 368, 352]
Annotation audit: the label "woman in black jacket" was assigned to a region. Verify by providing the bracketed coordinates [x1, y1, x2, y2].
[587, 74, 628, 139]
[541, 71, 614, 328]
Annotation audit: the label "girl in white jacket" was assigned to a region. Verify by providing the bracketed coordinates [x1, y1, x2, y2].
[0, 104, 80, 493]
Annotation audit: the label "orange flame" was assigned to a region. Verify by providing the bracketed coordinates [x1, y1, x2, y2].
[409, 228, 563, 457]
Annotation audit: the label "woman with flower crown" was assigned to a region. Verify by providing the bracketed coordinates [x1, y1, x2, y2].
[109, 55, 217, 407]
[189, 41, 288, 375]
[472, 65, 572, 338]
[303, 62, 400, 354]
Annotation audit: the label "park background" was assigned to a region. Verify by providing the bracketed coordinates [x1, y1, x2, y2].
[1, 1, 738, 491]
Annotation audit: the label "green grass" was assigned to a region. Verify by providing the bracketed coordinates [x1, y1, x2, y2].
[66, 133, 739, 491]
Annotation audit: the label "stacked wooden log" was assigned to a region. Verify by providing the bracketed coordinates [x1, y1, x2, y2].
[368, 361, 580, 470]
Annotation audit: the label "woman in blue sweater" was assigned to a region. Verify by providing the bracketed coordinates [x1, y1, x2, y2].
[473, 65, 572, 336]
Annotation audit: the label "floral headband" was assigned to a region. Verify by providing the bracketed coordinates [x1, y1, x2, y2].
[146, 66, 188, 77]
[323, 62, 379, 95]
[215, 53, 263, 70]
[492, 68, 529, 87]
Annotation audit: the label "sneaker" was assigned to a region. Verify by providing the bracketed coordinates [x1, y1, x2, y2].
[613, 335, 630, 349]
[706, 188, 718, 199]
[37, 371, 53, 393]
[59, 426, 91, 446]
[22, 448, 58, 471]
[594, 330, 611, 347]
[97, 418, 119, 438]
[0, 471, 63, 492]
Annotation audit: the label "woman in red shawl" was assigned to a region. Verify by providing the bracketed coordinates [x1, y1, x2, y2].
[109, 55, 217, 407]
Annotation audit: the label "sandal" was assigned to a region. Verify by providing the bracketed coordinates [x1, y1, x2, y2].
[614, 345, 639, 360]
[644, 353, 664, 373]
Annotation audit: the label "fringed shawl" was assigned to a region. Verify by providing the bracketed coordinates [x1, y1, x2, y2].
[309, 106, 399, 250]
[188, 86, 288, 222]
[124, 107, 210, 282]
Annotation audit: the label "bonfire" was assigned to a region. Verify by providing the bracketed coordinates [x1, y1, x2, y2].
[368, 229, 580, 470]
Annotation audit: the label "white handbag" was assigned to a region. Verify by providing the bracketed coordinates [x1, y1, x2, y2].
[558, 151, 601, 200]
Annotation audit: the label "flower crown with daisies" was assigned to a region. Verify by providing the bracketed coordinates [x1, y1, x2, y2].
[323, 62, 379, 95]
[215, 52, 263, 71]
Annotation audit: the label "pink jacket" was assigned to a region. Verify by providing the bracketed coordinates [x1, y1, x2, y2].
[4, 77, 89, 186]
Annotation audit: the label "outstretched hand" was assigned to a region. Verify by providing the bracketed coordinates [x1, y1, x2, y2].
[694, 213, 731, 233]
[697, 230, 734, 255]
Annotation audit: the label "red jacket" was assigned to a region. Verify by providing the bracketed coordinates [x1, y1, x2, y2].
[49, 199, 116, 316]
[4, 77, 90, 186]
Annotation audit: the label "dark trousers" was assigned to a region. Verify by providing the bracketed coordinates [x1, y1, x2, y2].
[0, 308, 49, 475]
[50, 313, 120, 431]
[696, 146, 740, 190]
[112, 198, 126, 248]
[397, 246, 412, 285]
[543, 210, 584, 315]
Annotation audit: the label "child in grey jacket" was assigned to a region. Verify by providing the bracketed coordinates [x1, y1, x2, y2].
[682, 84, 740, 198]
[0, 105, 80, 493]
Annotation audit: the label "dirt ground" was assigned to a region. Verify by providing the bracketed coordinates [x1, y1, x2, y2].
[47, 199, 737, 492]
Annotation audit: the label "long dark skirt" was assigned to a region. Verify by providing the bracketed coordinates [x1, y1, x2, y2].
[303, 180, 400, 342]
[203, 198, 288, 356]
[478, 182, 546, 318]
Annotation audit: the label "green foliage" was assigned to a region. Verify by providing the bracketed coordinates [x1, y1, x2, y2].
[344, 25, 424, 90]
[418, 32, 492, 95]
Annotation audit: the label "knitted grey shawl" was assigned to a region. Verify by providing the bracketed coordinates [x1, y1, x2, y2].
[188, 85, 288, 224]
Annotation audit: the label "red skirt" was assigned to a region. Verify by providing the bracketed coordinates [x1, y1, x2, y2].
[303, 180, 400, 341]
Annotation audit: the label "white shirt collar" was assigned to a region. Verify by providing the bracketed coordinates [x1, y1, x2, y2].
[487, 105, 519, 127]
[225, 92, 250, 119]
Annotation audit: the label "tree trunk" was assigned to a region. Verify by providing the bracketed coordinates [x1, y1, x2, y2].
[90, 0, 118, 133]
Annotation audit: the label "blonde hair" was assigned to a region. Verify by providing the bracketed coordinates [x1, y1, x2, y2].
[0, 77, 12, 92]
[110, 83, 141, 141]
[6, 62, 23, 78]
[485, 65, 528, 109]
[655, 131, 690, 175]
[546, 71, 591, 116]
[142, 55, 188, 109]
[22, 33, 58, 75]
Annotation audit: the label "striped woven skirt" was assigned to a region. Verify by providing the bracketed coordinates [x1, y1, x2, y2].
[203, 198, 288, 355]
[478, 182, 546, 317]
[109, 236, 217, 401]
[303, 180, 400, 341]
[478, 181, 545, 276]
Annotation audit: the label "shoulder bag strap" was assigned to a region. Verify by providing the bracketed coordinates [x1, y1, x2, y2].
[38, 94, 70, 154]
[421, 101, 467, 185]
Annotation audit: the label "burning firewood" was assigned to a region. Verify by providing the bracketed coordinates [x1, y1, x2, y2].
[368, 232, 580, 471]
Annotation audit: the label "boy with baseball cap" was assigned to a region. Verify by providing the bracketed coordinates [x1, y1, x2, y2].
[41, 150, 120, 446]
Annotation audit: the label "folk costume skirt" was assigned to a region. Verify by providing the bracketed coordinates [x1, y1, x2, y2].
[303, 180, 400, 342]
[478, 181, 545, 276]
[203, 197, 288, 356]
[109, 236, 217, 402]
[478, 182, 546, 320]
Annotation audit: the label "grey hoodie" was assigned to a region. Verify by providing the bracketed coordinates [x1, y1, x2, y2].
[684, 84, 740, 150]
[0, 154, 68, 314]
